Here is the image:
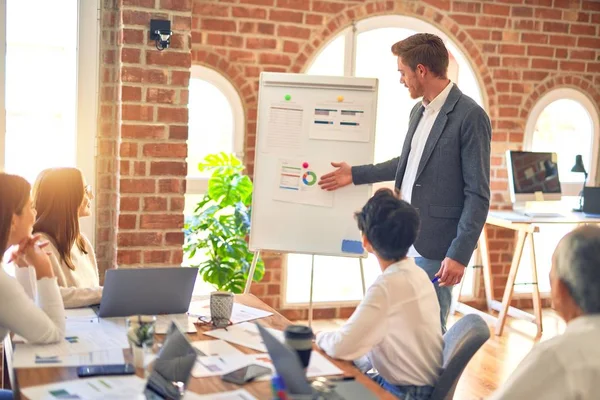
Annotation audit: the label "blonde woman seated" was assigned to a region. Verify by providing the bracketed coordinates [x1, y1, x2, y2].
[31, 167, 102, 308]
[0, 173, 65, 336]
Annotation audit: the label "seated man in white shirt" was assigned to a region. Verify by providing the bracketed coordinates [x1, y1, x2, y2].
[316, 188, 443, 400]
[490, 225, 600, 400]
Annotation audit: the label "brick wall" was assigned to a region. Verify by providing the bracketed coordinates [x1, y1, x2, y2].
[98, 0, 600, 317]
[97, 0, 193, 275]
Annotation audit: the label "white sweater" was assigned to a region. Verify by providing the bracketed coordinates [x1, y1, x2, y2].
[21, 233, 103, 308]
[0, 263, 65, 344]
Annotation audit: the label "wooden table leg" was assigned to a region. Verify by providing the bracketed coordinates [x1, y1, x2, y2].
[495, 230, 527, 336]
[528, 232, 543, 336]
[480, 226, 493, 311]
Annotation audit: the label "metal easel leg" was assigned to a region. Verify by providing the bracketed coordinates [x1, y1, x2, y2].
[359, 257, 366, 296]
[308, 254, 315, 328]
[244, 250, 260, 294]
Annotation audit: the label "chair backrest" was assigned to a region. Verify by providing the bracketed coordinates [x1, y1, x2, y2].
[429, 314, 490, 400]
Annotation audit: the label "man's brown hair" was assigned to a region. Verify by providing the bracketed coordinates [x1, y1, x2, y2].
[391, 33, 449, 78]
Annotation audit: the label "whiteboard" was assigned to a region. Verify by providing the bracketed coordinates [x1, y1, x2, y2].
[249, 73, 378, 257]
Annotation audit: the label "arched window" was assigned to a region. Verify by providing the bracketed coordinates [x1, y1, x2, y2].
[285, 16, 485, 307]
[185, 65, 245, 214]
[515, 88, 599, 294]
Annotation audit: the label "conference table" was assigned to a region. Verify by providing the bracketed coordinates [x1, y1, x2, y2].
[7, 294, 394, 399]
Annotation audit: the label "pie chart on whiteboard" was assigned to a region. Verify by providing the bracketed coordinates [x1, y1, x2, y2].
[302, 171, 317, 186]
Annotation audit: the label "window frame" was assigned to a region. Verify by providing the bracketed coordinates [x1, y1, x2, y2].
[187, 65, 245, 195]
[524, 87, 599, 196]
[283, 16, 486, 307]
[0, 0, 99, 244]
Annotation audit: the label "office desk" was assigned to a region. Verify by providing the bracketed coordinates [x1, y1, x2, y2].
[467, 211, 600, 337]
[10, 294, 394, 400]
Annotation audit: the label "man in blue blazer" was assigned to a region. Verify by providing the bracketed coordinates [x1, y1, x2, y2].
[319, 33, 491, 332]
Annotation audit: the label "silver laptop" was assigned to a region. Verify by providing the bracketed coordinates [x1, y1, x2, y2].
[94, 268, 197, 318]
[256, 323, 377, 400]
[144, 322, 197, 399]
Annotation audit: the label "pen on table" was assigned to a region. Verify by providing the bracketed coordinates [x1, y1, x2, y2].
[431, 276, 439, 284]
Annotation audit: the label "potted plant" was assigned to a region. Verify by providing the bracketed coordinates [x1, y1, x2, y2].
[126, 315, 156, 369]
[184, 153, 264, 293]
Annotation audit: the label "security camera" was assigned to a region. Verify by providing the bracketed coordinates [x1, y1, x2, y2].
[150, 20, 172, 51]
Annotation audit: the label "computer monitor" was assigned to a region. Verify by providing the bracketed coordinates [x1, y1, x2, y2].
[506, 150, 562, 204]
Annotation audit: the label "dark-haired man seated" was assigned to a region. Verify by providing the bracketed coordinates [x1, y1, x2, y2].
[316, 189, 442, 400]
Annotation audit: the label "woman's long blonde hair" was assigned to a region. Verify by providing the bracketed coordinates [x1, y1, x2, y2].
[33, 167, 87, 270]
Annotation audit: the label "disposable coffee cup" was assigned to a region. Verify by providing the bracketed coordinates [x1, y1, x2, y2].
[284, 325, 313, 369]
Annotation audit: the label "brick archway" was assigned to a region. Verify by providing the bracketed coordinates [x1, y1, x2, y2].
[520, 74, 600, 120]
[292, 0, 496, 111]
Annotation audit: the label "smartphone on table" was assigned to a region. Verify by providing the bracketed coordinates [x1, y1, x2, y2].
[77, 363, 136, 378]
[221, 364, 272, 385]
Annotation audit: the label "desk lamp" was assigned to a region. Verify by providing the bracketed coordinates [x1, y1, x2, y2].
[571, 154, 588, 212]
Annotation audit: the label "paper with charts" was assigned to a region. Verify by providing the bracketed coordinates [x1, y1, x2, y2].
[273, 158, 334, 208]
[203, 322, 284, 352]
[193, 349, 342, 379]
[262, 101, 304, 155]
[20, 376, 257, 400]
[187, 300, 273, 324]
[310, 99, 371, 143]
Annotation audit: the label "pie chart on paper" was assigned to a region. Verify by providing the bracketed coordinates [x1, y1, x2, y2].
[302, 171, 317, 186]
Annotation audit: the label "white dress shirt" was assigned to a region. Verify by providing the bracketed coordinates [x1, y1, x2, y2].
[316, 258, 443, 386]
[401, 82, 454, 258]
[0, 263, 65, 345]
[489, 314, 600, 400]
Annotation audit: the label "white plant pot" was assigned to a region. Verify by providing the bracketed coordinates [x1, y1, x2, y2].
[132, 345, 145, 369]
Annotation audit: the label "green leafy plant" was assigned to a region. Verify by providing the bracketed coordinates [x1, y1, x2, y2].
[184, 153, 264, 293]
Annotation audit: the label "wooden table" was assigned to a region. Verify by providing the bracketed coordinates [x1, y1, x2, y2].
[9, 294, 394, 399]
[456, 211, 600, 337]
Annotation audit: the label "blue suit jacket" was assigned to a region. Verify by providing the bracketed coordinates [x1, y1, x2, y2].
[352, 85, 491, 265]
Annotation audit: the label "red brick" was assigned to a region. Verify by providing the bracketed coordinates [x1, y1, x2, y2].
[502, 57, 529, 68]
[305, 14, 323, 25]
[258, 23, 275, 35]
[159, 179, 185, 194]
[559, 61, 586, 72]
[466, 29, 489, 41]
[555, 48, 568, 58]
[534, 8, 562, 19]
[201, 18, 236, 32]
[170, 197, 185, 212]
[550, 35, 576, 46]
[144, 197, 168, 211]
[452, 1, 480, 13]
[570, 24, 597, 36]
[157, 107, 188, 123]
[147, 88, 176, 104]
[233, 6, 268, 19]
[121, 48, 141, 64]
[121, 67, 143, 83]
[512, 7, 533, 17]
[259, 53, 291, 66]
[117, 250, 142, 265]
[531, 58, 558, 69]
[120, 142, 138, 157]
[527, 46, 553, 57]
[313, 308, 336, 319]
[122, 124, 166, 139]
[122, 0, 154, 6]
[121, 86, 142, 102]
[240, 0, 274, 5]
[283, 41, 300, 53]
[118, 232, 163, 247]
[120, 179, 156, 193]
[193, 3, 230, 17]
[312, 1, 347, 13]
[122, 10, 150, 25]
[173, 16, 192, 30]
[165, 232, 185, 245]
[269, 9, 303, 23]
[452, 14, 476, 26]
[171, 251, 184, 265]
[482, 3, 510, 15]
[171, 71, 190, 86]
[229, 50, 256, 63]
[143, 143, 187, 158]
[160, 0, 192, 11]
[569, 50, 595, 60]
[478, 16, 507, 28]
[246, 38, 277, 49]
[150, 161, 187, 176]
[120, 197, 140, 212]
[206, 33, 244, 47]
[578, 36, 600, 48]
[122, 29, 144, 45]
[134, 161, 146, 176]
[543, 21, 569, 33]
[513, 20, 540, 31]
[169, 125, 188, 140]
[122, 105, 154, 122]
[119, 214, 137, 229]
[521, 33, 549, 44]
[523, 70, 549, 80]
[146, 51, 191, 68]
[276, 0, 309, 10]
[499, 45, 525, 55]
[277, 25, 310, 39]
[143, 250, 172, 264]
[140, 214, 184, 229]
[583, 0, 600, 10]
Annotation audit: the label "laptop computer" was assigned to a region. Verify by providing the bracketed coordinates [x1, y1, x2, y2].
[256, 323, 378, 400]
[583, 187, 600, 215]
[93, 267, 197, 318]
[144, 322, 198, 399]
